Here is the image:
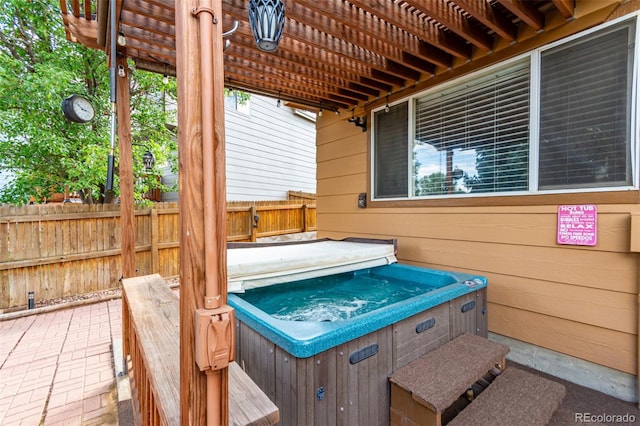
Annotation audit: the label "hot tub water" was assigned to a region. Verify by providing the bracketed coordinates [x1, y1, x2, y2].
[237, 271, 439, 322]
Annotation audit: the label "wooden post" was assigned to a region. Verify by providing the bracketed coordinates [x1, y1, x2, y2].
[117, 54, 134, 360]
[250, 206, 258, 242]
[176, 1, 230, 424]
[302, 204, 309, 232]
[117, 54, 135, 279]
[176, 2, 207, 423]
[151, 208, 159, 274]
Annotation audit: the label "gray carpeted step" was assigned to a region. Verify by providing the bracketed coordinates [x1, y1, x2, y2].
[389, 333, 510, 414]
[448, 367, 566, 426]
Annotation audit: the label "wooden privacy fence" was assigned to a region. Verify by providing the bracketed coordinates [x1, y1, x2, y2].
[0, 199, 316, 311]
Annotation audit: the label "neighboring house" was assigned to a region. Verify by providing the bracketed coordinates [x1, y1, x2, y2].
[0, 170, 11, 190]
[317, 10, 640, 403]
[161, 93, 316, 201]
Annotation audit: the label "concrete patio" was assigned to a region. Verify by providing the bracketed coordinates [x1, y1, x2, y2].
[1, 293, 640, 425]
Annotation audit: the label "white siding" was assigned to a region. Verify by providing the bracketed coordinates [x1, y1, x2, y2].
[0, 170, 12, 194]
[161, 94, 316, 202]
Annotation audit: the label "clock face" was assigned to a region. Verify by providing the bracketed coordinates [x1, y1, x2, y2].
[62, 95, 94, 123]
[72, 96, 95, 122]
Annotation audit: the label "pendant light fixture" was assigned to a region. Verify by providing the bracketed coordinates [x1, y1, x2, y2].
[248, 0, 286, 52]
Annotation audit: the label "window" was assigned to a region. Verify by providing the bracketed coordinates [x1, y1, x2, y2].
[295, 109, 317, 122]
[374, 102, 408, 198]
[225, 92, 251, 115]
[539, 25, 633, 189]
[372, 18, 636, 200]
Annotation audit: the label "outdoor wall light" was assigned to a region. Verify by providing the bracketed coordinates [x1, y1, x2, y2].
[348, 110, 367, 132]
[142, 150, 155, 171]
[248, 0, 285, 52]
[117, 31, 126, 47]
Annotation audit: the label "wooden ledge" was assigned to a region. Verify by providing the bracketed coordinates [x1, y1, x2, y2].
[122, 274, 278, 425]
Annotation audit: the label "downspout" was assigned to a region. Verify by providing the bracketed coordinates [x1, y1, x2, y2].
[196, 2, 221, 311]
[198, 5, 223, 424]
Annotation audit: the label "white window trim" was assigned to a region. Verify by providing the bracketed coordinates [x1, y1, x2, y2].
[370, 13, 640, 202]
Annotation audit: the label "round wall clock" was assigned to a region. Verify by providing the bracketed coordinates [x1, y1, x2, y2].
[61, 95, 95, 123]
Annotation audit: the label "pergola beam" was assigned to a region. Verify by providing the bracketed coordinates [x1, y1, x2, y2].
[454, 0, 518, 42]
[552, 0, 576, 19]
[403, 0, 494, 51]
[497, 0, 546, 31]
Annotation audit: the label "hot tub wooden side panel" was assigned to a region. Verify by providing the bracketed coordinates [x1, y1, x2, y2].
[393, 302, 450, 370]
[236, 321, 277, 402]
[335, 327, 393, 426]
[476, 288, 488, 337]
[450, 289, 488, 339]
[258, 327, 395, 426]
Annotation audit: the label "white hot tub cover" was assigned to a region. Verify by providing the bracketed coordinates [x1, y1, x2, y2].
[227, 238, 397, 293]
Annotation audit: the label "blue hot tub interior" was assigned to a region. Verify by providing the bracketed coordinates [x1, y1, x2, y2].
[229, 263, 487, 358]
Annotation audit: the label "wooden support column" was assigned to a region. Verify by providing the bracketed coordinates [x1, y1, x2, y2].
[118, 55, 135, 279]
[176, 1, 230, 424]
[117, 54, 135, 360]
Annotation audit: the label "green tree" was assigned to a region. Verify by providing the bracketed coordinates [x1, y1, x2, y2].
[417, 172, 446, 196]
[0, 0, 176, 205]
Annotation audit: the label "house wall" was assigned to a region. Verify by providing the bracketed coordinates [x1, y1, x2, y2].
[162, 94, 316, 201]
[315, 3, 640, 401]
[0, 170, 11, 194]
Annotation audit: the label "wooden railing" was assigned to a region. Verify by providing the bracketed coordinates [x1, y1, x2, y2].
[0, 200, 316, 311]
[122, 274, 279, 425]
[123, 274, 180, 425]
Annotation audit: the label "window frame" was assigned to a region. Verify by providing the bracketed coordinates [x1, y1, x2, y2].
[369, 14, 640, 205]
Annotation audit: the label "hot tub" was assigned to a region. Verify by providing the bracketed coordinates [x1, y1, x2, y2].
[229, 250, 488, 426]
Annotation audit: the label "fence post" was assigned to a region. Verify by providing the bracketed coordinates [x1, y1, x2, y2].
[250, 205, 258, 242]
[151, 207, 159, 273]
[302, 204, 309, 232]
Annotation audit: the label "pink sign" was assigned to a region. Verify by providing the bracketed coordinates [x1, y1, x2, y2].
[557, 205, 597, 246]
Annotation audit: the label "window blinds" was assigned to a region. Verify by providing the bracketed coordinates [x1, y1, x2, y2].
[539, 23, 633, 188]
[414, 61, 530, 194]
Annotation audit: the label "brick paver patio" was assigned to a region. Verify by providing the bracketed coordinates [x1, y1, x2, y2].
[0, 300, 121, 425]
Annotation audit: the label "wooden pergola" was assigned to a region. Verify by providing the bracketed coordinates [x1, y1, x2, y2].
[59, 0, 592, 112]
[58, 1, 622, 424]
